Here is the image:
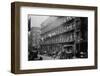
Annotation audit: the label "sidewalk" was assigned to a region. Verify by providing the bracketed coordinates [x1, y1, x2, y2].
[38, 55, 55, 60]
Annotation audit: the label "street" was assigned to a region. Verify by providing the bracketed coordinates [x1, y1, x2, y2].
[38, 55, 55, 60]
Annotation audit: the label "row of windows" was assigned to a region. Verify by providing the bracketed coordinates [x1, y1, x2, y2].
[42, 21, 77, 40]
[41, 19, 81, 44]
[41, 17, 75, 33]
[41, 33, 76, 44]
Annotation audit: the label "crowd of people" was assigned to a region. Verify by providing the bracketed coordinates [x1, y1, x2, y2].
[39, 45, 74, 59]
[28, 47, 43, 60]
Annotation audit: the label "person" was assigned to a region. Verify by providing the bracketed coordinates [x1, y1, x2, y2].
[28, 47, 38, 60]
[39, 57, 43, 60]
[59, 48, 67, 59]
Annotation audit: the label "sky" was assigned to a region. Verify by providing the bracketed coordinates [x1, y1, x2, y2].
[29, 15, 49, 28]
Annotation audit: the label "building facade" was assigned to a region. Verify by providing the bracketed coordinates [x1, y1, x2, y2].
[40, 16, 88, 59]
[31, 27, 41, 48]
[28, 27, 41, 52]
